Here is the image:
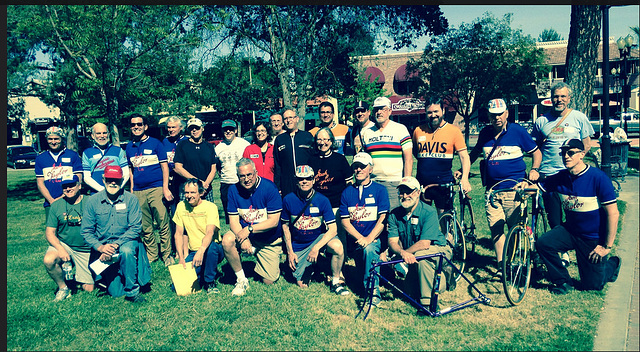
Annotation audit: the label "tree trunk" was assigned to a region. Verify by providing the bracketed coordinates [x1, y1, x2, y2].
[64, 112, 79, 153]
[565, 5, 602, 116]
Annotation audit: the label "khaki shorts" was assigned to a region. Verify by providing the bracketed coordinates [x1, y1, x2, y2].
[46, 243, 94, 285]
[252, 237, 283, 282]
[485, 190, 521, 242]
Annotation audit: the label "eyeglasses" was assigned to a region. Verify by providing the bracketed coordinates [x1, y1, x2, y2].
[255, 129, 268, 134]
[316, 138, 331, 143]
[104, 178, 121, 184]
[238, 172, 256, 180]
[187, 125, 201, 131]
[397, 188, 417, 196]
[560, 149, 583, 158]
[373, 107, 390, 113]
[130, 122, 144, 127]
[297, 176, 314, 181]
[283, 115, 297, 120]
[351, 163, 367, 171]
[320, 110, 333, 115]
[223, 128, 236, 133]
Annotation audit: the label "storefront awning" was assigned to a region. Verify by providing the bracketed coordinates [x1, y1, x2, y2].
[394, 64, 419, 82]
[363, 66, 385, 84]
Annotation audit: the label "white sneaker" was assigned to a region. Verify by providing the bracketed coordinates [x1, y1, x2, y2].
[560, 252, 571, 267]
[231, 279, 249, 296]
[53, 287, 71, 302]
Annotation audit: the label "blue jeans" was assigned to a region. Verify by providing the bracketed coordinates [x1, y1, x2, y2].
[349, 237, 382, 291]
[185, 242, 224, 285]
[90, 239, 152, 298]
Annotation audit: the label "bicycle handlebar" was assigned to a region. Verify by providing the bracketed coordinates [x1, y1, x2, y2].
[488, 187, 539, 208]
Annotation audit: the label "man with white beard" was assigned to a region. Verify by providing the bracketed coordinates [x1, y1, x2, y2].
[82, 165, 151, 303]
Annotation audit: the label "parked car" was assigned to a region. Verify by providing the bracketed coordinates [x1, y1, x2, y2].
[7, 145, 38, 169]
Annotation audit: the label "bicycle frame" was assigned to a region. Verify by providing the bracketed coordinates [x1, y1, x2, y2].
[355, 253, 491, 320]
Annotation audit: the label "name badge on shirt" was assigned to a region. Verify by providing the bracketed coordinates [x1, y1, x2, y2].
[365, 197, 375, 204]
[143, 149, 152, 154]
[411, 217, 419, 225]
[250, 153, 260, 158]
[62, 157, 71, 163]
[417, 136, 426, 142]
[115, 203, 127, 211]
[309, 207, 319, 213]
[93, 154, 101, 159]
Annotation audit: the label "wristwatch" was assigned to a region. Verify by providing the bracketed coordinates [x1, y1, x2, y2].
[605, 245, 613, 249]
[248, 225, 254, 234]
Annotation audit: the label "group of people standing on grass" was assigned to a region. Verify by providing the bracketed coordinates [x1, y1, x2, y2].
[38, 83, 620, 311]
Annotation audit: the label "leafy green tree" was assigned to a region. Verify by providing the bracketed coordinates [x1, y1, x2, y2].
[409, 12, 548, 144]
[204, 5, 447, 129]
[538, 28, 564, 42]
[7, 5, 204, 147]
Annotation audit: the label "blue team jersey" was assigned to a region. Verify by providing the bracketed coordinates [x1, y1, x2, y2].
[282, 190, 335, 252]
[82, 144, 128, 188]
[540, 166, 617, 240]
[477, 123, 538, 189]
[34, 148, 83, 207]
[162, 135, 188, 171]
[125, 136, 167, 191]
[339, 181, 390, 238]
[227, 177, 283, 244]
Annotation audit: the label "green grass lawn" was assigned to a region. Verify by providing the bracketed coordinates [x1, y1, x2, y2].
[6, 159, 628, 351]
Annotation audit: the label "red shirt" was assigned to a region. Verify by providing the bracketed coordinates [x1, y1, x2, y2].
[243, 143, 275, 181]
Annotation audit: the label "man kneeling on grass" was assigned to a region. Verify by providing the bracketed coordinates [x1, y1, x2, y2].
[282, 165, 350, 295]
[43, 174, 94, 302]
[81, 165, 151, 303]
[173, 179, 224, 294]
[387, 176, 453, 312]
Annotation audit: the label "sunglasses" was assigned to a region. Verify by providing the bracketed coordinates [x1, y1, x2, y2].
[397, 188, 417, 196]
[104, 178, 121, 184]
[187, 125, 201, 131]
[351, 163, 367, 171]
[130, 122, 144, 127]
[297, 176, 314, 181]
[560, 149, 583, 157]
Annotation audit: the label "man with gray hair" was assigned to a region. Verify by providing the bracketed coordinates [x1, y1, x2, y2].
[221, 158, 283, 296]
[532, 82, 594, 266]
[82, 122, 130, 194]
[35, 126, 83, 219]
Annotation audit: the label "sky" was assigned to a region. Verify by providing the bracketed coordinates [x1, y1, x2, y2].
[390, 5, 639, 53]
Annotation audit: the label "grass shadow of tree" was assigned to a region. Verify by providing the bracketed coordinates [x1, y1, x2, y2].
[7, 180, 42, 202]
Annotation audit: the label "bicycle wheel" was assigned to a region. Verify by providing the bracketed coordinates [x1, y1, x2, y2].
[502, 225, 532, 306]
[531, 207, 549, 278]
[460, 198, 477, 258]
[439, 213, 466, 282]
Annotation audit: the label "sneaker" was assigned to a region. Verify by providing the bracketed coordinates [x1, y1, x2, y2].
[53, 287, 71, 302]
[164, 256, 175, 267]
[371, 288, 381, 307]
[609, 256, 622, 283]
[205, 282, 220, 294]
[550, 282, 574, 295]
[330, 282, 350, 296]
[125, 293, 146, 303]
[231, 279, 249, 296]
[560, 252, 571, 267]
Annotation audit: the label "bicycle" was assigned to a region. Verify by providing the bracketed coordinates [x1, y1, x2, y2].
[421, 180, 477, 281]
[487, 178, 548, 306]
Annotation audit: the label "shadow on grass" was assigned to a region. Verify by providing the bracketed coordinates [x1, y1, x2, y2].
[7, 180, 41, 202]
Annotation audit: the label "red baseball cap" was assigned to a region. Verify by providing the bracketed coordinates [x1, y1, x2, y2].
[104, 165, 123, 179]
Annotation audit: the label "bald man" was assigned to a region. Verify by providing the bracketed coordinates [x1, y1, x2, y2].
[82, 123, 130, 193]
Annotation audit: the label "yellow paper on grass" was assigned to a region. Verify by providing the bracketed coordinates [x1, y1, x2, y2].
[168, 262, 201, 296]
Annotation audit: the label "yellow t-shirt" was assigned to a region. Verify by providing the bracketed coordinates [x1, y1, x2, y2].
[173, 200, 221, 251]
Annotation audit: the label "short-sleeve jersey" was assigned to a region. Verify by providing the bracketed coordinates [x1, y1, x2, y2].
[173, 199, 221, 251]
[46, 196, 91, 252]
[162, 135, 188, 172]
[339, 181, 390, 238]
[387, 200, 447, 248]
[308, 152, 353, 208]
[531, 109, 594, 176]
[82, 144, 128, 188]
[361, 120, 412, 182]
[412, 122, 467, 186]
[310, 123, 351, 155]
[476, 123, 538, 189]
[35, 148, 83, 207]
[173, 139, 218, 183]
[539, 166, 617, 240]
[125, 136, 167, 191]
[215, 137, 251, 184]
[282, 191, 335, 252]
[227, 177, 283, 244]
